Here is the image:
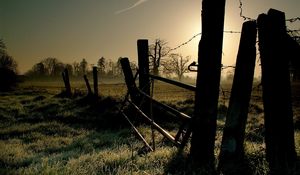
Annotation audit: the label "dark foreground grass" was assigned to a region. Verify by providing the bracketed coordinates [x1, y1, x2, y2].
[0, 84, 299, 175]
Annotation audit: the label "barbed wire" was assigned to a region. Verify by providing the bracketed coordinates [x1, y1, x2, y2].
[286, 17, 300, 23]
[167, 33, 201, 54]
[239, 0, 300, 23]
[167, 30, 241, 55]
[224, 30, 242, 34]
[165, 1, 299, 56]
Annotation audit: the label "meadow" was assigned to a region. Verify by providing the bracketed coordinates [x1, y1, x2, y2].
[0, 79, 299, 175]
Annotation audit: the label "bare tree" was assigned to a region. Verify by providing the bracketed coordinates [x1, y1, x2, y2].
[114, 57, 123, 77]
[0, 54, 17, 72]
[0, 39, 17, 73]
[97, 57, 106, 75]
[148, 39, 170, 75]
[80, 58, 88, 75]
[162, 53, 190, 81]
[0, 40, 18, 91]
[53, 62, 65, 76]
[29, 62, 46, 77]
[73, 62, 80, 76]
[0, 39, 6, 56]
[42, 57, 60, 76]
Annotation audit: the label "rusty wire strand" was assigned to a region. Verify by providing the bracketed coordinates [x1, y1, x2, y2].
[286, 17, 300, 23]
[167, 31, 241, 55]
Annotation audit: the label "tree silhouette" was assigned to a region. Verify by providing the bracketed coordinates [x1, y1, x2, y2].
[0, 39, 6, 56]
[149, 39, 170, 76]
[0, 40, 18, 91]
[97, 57, 106, 75]
[42, 57, 60, 76]
[80, 58, 88, 75]
[162, 53, 190, 81]
[114, 57, 123, 77]
[0, 54, 17, 72]
[72, 62, 81, 77]
[29, 62, 46, 77]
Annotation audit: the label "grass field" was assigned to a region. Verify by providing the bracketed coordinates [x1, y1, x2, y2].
[0, 79, 299, 174]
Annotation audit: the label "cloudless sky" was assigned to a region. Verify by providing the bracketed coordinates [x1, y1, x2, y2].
[0, 0, 299, 76]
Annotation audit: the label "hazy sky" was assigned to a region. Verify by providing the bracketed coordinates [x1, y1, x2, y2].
[1, 0, 299, 75]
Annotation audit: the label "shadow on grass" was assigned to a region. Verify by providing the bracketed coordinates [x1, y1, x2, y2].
[163, 149, 218, 175]
[163, 148, 272, 175]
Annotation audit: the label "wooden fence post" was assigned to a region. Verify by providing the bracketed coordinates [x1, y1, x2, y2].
[137, 39, 150, 114]
[190, 0, 226, 167]
[83, 75, 92, 95]
[218, 21, 257, 174]
[93, 66, 98, 97]
[137, 39, 155, 149]
[257, 9, 296, 175]
[62, 68, 71, 97]
[120, 57, 140, 103]
[137, 39, 150, 96]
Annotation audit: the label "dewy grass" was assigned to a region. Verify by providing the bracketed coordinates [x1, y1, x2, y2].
[0, 139, 34, 167]
[0, 83, 299, 174]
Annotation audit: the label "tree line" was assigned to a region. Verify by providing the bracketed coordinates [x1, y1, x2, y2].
[1, 36, 299, 91]
[25, 57, 134, 79]
[25, 39, 193, 81]
[0, 38, 195, 84]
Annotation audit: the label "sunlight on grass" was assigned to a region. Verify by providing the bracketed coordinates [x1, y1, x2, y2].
[0, 83, 299, 174]
[0, 139, 33, 167]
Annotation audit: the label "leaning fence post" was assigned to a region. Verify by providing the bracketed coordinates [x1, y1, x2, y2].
[190, 0, 226, 167]
[93, 66, 98, 97]
[218, 21, 257, 174]
[120, 57, 140, 103]
[83, 75, 92, 95]
[62, 68, 71, 97]
[257, 9, 296, 174]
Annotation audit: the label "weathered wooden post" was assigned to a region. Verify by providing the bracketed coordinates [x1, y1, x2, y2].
[120, 57, 140, 103]
[83, 75, 92, 95]
[257, 9, 296, 175]
[190, 0, 226, 167]
[62, 68, 71, 97]
[137, 39, 150, 97]
[137, 39, 150, 111]
[137, 39, 154, 149]
[218, 21, 257, 174]
[93, 66, 98, 97]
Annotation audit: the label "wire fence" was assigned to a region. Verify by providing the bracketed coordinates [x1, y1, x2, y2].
[159, 0, 299, 122]
[164, 0, 299, 71]
[167, 0, 299, 55]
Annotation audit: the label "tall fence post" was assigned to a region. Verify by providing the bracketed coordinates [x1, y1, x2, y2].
[62, 68, 71, 97]
[257, 9, 296, 175]
[218, 21, 257, 174]
[93, 66, 98, 97]
[137, 39, 150, 114]
[120, 57, 140, 103]
[137, 39, 155, 149]
[137, 39, 150, 96]
[190, 0, 226, 167]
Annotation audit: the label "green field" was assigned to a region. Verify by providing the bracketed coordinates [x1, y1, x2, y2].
[0, 79, 299, 174]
